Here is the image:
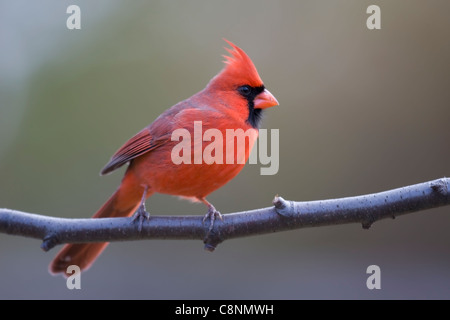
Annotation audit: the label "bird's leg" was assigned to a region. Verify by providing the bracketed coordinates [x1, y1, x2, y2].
[132, 186, 150, 232]
[199, 197, 223, 233]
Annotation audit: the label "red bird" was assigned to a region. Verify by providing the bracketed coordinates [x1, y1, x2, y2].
[49, 40, 278, 275]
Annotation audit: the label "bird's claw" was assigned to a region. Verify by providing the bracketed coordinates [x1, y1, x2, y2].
[132, 202, 150, 232]
[203, 205, 223, 234]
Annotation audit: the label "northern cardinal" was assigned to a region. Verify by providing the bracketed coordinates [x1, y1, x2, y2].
[49, 39, 278, 275]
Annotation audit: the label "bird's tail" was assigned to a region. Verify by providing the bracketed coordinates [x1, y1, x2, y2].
[49, 171, 148, 276]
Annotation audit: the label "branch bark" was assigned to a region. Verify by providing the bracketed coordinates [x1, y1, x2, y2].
[0, 178, 449, 252]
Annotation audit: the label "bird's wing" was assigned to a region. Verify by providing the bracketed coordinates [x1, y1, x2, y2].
[100, 100, 226, 176]
[100, 127, 170, 175]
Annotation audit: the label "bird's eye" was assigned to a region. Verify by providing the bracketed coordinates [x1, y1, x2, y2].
[238, 85, 252, 96]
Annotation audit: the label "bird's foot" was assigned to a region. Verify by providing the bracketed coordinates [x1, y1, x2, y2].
[132, 186, 150, 232]
[132, 203, 150, 232]
[202, 204, 223, 234]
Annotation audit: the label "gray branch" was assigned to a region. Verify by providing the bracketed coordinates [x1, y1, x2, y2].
[0, 178, 449, 252]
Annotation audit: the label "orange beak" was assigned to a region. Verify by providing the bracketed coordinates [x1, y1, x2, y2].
[254, 89, 279, 109]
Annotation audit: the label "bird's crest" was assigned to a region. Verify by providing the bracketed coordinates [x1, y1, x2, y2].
[209, 39, 264, 89]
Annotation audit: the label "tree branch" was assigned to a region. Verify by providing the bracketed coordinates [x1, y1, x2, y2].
[1, 178, 449, 252]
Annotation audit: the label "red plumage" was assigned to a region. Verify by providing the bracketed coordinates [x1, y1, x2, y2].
[49, 40, 278, 275]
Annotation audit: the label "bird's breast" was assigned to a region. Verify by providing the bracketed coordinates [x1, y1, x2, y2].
[131, 126, 258, 198]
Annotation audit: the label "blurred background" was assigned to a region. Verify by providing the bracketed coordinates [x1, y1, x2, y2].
[1, 0, 449, 299]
